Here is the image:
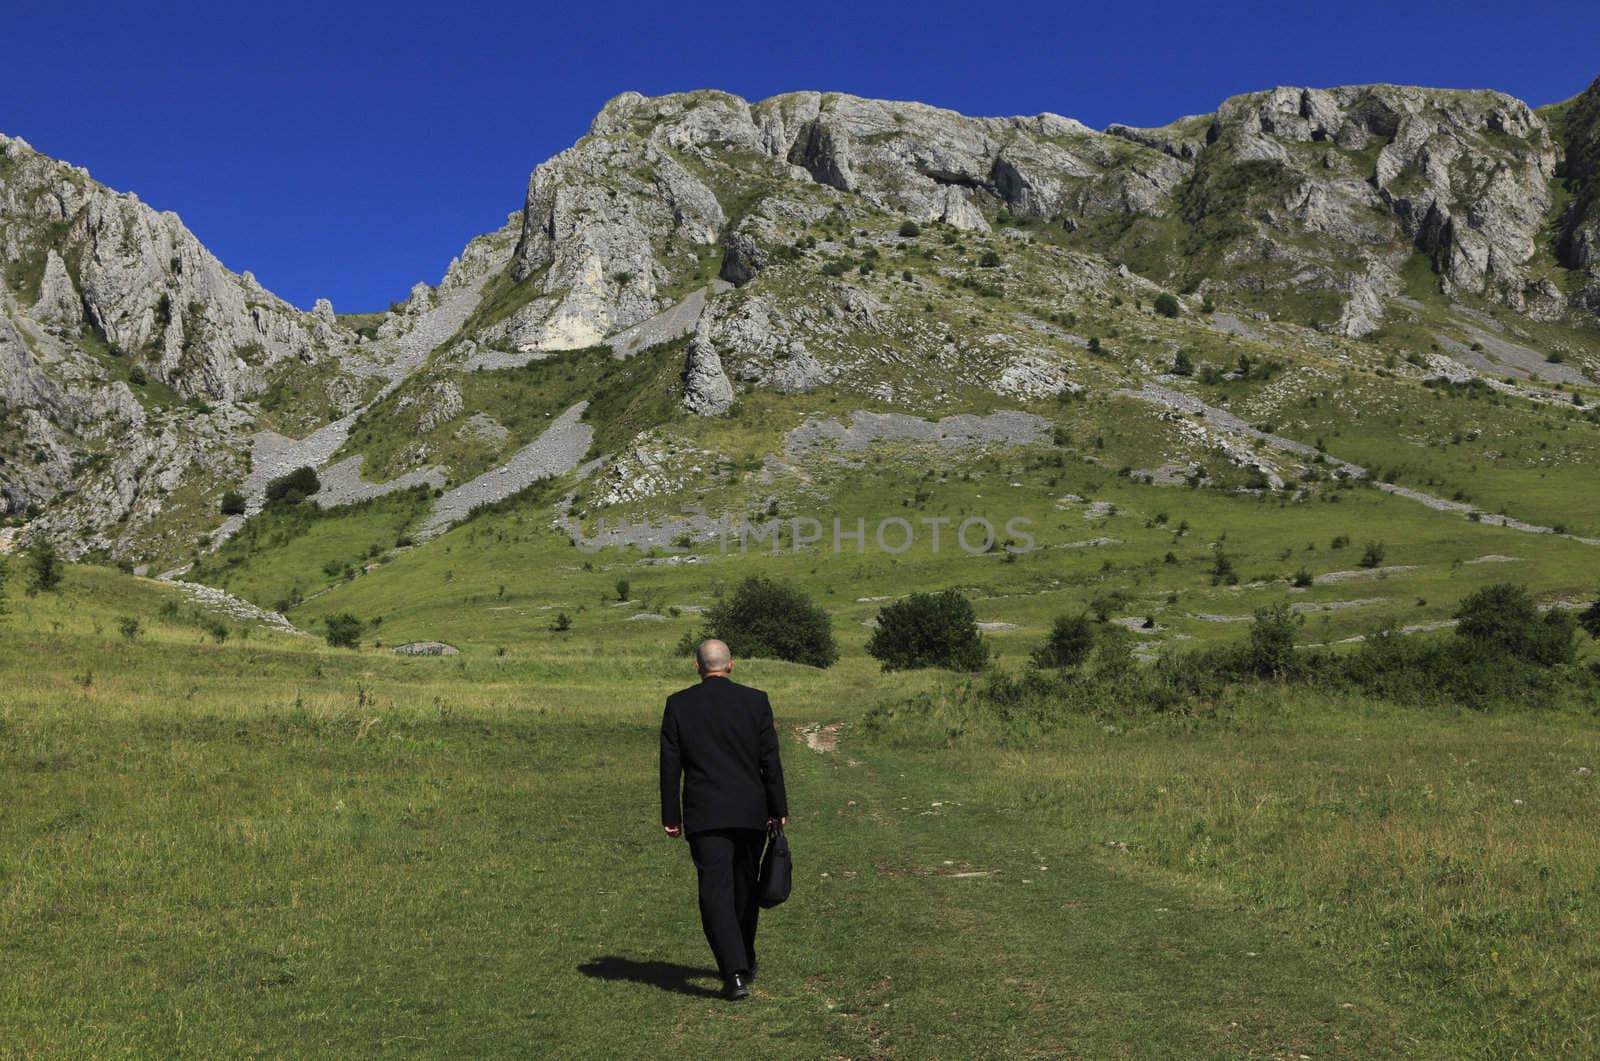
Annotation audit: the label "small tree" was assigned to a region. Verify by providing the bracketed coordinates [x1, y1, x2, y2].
[1456, 583, 1576, 665]
[264, 466, 320, 506]
[866, 590, 987, 672]
[26, 537, 62, 595]
[220, 490, 247, 516]
[1247, 602, 1297, 676]
[1359, 541, 1386, 569]
[1031, 614, 1095, 669]
[117, 616, 142, 641]
[324, 612, 364, 649]
[1153, 292, 1181, 318]
[705, 576, 839, 668]
[1171, 349, 1195, 376]
[1580, 596, 1600, 640]
[898, 220, 921, 238]
[614, 578, 631, 603]
[550, 612, 572, 632]
[1210, 550, 1237, 586]
[978, 250, 1002, 268]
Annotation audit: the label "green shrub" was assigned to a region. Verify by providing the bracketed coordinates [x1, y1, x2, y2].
[1031, 614, 1095, 669]
[324, 612, 364, 649]
[1210, 551, 1237, 586]
[117, 616, 142, 641]
[1359, 541, 1386, 568]
[219, 490, 246, 516]
[550, 612, 572, 632]
[867, 590, 988, 672]
[1581, 597, 1600, 640]
[1246, 602, 1297, 677]
[0, 555, 8, 616]
[26, 538, 62, 595]
[1171, 349, 1195, 376]
[898, 220, 921, 237]
[614, 578, 631, 602]
[1153, 292, 1181, 318]
[1455, 583, 1577, 665]
[705, 576, 838, 668]
[1092, 626, 1136, 679]
[264, 466, 320, 506]
[978, 250, 1002, 268]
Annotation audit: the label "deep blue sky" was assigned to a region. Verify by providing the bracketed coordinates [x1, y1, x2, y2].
[5, 0, 1596, 312]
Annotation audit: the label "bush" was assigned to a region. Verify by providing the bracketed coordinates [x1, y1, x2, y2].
[0, 555, 9, 616]
[978, 250, 1002, 268]
[1091, 626, 1136, 679]
[1581, 597, 1600, 640]
[117, 616, 142, 641]
[1455, 583, 1577, 665]
[1171, 349, 1195, 376]
[550, 612, 572, 632]
[614, 578, 631, 602]
[1246, 603, 1297, 677]
[26, 538, 62, 595]
[898, 220, 921, 237]
[1153, 292, 1181, 318]
[264, 466, 320, 506]
[1359, 541, 1385, 568]
[867, 590, 988, 672]
[219, 490, 246, 516]
[1032, 614, 1095, 669]
[324, 612, 364, 649]
[703, 576, 838, 668]
[1210, 551, 1237, 586]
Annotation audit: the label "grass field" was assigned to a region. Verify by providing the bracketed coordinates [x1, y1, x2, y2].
[4, 569, 1599, 1057]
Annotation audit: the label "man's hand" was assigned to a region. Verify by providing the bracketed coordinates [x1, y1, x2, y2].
[664, 824, 682, 838]
[767, 816, 788, 827]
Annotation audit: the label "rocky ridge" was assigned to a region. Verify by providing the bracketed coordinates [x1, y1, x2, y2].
[3, 75, 1600, 566]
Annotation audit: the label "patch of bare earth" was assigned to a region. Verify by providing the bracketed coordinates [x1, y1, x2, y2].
[796, 721, 843, 752]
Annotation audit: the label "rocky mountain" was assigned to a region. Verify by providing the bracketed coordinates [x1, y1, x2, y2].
[2, 75, 1598, 570]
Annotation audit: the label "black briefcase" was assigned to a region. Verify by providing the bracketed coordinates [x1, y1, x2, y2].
[758, 823, 791, 909]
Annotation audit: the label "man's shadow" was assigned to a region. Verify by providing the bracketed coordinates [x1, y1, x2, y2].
[578, 956, 724, 999]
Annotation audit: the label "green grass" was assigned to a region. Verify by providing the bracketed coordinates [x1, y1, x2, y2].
[187, 488, 433, 614]
[255, 357, 380, 437]
[4, 569, 1599, 1055]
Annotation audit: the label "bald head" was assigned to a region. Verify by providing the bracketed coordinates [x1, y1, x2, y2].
[695, 639, 732, 675]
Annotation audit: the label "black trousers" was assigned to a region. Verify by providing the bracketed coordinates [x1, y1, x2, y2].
[686, 827, 764, 979]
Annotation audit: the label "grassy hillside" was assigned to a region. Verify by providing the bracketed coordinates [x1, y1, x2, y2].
[3, 569, 1599, 1055]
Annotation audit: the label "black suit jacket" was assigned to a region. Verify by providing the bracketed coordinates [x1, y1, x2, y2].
[660, 676, 788, 834]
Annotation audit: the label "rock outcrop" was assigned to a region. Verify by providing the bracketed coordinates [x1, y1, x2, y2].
[1553, 77, 1600, 310]
[6, 75, 1600, 568]
[0, 134, 349, 402]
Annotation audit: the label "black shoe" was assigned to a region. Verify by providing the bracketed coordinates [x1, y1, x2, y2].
[724, 971, 750, 1000]
[748, 960, 758, 984]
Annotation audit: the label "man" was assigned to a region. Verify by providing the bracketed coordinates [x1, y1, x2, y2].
[659, 639, 788, 1001]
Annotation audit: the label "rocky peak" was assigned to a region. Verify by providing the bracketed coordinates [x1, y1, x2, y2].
[0, 133, 353, 402]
